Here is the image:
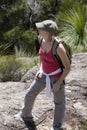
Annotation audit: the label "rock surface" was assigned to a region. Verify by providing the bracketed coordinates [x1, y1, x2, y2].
[0, 53, 87, 130]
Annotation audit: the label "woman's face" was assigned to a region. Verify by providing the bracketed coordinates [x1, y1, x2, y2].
[38, 29, 52, 40]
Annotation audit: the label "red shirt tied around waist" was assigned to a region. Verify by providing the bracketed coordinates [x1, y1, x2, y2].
[39, 46, 62, 78]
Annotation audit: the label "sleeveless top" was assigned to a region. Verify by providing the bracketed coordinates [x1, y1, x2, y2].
[39, 46, 62, 78]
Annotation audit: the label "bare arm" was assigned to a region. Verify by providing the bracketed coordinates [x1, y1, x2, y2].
[52, 42, 71, 92]
[35, 56, 41, 79]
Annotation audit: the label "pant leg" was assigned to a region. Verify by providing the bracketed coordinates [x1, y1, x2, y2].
[21, 74, 46, 118]
[53, 83, 66, 128]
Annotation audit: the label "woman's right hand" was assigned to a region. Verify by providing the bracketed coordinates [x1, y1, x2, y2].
[35, 71, 40, 80]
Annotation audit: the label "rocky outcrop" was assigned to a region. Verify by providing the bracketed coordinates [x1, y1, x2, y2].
[0, 53, 87, 130]
[66, 53, 87, 121]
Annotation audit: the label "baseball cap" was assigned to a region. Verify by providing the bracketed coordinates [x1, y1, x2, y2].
[35, 20, 58, 35]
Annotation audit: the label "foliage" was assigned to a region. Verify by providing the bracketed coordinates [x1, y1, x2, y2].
[0, 0, 38, 55]
[80, 121, 87, 130]
[0, 55, 23, 81]
[3, 27, 38, 55]
[20, 28, 38, 55]
[0, 55, 39, 82]
[56, 0, 87, 52]
[0, 0, 87, 55]
[60, 0, 80, 11]
[39, 0, 61, 20]
[0, 0, 27, 34]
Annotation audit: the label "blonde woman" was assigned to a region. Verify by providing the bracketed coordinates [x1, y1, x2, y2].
[15, 20, 70, 130]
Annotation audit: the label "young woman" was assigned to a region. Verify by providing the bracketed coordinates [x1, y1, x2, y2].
[15, 20, 70, 130]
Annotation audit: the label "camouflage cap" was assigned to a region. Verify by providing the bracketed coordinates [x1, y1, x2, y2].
[36, 20, 58, 35]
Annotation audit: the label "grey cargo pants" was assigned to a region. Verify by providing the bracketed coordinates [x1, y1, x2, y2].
[21, 73, 66, 129]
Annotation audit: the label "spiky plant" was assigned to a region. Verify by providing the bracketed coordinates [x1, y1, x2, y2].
[56, 1, 87, 51]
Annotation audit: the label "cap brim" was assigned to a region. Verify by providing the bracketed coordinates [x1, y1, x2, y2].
[36, 22, 44, 29]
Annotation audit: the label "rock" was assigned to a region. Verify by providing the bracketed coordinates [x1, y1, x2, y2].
[21, 65, 39, 82]
[0, 53, 87, 130]
[73, 102, 87, 120]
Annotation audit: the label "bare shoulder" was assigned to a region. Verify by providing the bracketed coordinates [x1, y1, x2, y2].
[57, 42, 66, 54]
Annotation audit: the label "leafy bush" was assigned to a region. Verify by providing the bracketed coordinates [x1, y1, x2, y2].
[0, 0, 87, 55]
[0, 55, 23, 81]
[4, 27, 38, 55]
[56, 0, 87, 52]
[0, 0, 38, 55]
[20, 28, 38, 55]
[39, 0, 60, 20]
[80, 121, 87, 130]
[0, 55, 39, 82]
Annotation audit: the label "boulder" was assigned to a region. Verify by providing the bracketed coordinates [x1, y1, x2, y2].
[0, 53, 87, 130]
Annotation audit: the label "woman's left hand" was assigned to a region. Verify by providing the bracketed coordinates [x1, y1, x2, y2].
[52, 83, 60, 93]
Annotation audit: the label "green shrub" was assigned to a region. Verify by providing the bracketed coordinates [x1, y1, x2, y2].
[3, 27, 38, 55]
[20, 29, 38, 55]
[0, 55, 39, 82]
[56, 0, 87, 52]
[80, 121, 87, 130]
[0, 0, 39, 56]
[0, 55, 23, 81]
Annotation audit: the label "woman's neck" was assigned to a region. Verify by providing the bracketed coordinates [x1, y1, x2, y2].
[44, 37, 54, 44]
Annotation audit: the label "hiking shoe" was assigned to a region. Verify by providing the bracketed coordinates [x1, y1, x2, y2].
[51, 127, 59, 130]
[51, 127, 65, 130]
[22, 117, 37, 130]
[60, 128, 64, 130]
[14, 112, 22, 121]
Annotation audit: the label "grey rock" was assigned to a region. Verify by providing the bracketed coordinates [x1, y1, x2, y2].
[0, 53, 87, 130]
